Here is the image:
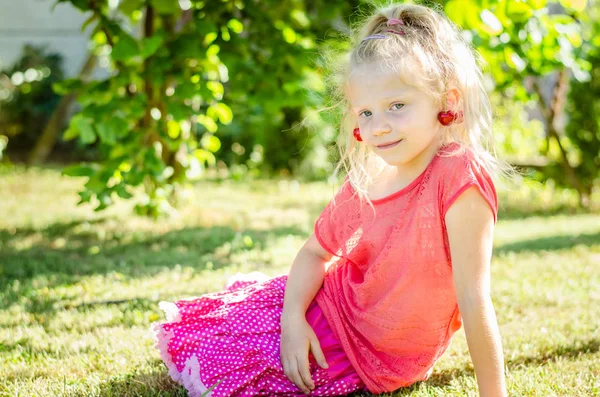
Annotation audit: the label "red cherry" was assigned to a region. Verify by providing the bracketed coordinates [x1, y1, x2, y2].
[437, 110, 455, 126]
[353, 128, 363, 141]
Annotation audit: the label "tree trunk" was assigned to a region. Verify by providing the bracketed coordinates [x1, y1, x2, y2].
[27, 54, 98, 165]
[531, 69, 588, 207]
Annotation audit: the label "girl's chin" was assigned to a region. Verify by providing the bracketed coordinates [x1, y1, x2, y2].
[376, 153, 415, 167]
[377, 157, 405, 167]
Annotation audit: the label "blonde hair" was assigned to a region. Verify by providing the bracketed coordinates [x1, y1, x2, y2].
[323, 2, 513, 204]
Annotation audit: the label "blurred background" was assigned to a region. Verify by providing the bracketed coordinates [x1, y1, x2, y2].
[0, 0, 598, 215]
[0, 1, 599, 396]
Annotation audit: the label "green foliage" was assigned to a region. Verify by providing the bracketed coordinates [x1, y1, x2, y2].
[0, 134, 7, 161]
[0, 45, 65, 152]
[491, 90, 546, 161]
[56, 0, 237, 216]
[55, 0, 599, 215]
[203, 0, 358, 176]
[443, 0, 598, 201]
[562, 5, 600, 198]
[444, 0, 590, 91]
[56, 0, 361, 217]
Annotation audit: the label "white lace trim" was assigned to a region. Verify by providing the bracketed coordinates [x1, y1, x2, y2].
[150, 321, 183, 384]
[150, 303, 212, 396]
[182, 354, 212, 397]
[158, 301, 182, 322]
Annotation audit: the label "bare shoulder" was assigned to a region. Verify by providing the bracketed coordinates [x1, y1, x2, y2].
[303, 233, 334, 262]
[445, 184, 494, 228]
[444, 186, 495, 299]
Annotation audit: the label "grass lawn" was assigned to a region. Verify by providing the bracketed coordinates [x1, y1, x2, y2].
[1, 164, 599, 397]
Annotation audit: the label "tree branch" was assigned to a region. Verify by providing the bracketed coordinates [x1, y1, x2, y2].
[532, 69, 586, 204]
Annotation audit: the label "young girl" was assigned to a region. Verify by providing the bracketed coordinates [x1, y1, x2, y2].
[151, 3, 509, 397]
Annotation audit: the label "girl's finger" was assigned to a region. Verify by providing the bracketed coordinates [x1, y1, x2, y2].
[295, 354, 315, 392]
[309, 336, 329, 369]
[281, 357, 290, 378]
[287, 358, 309, 394]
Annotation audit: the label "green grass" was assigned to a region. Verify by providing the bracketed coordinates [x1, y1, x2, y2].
[1, 164, 599, 397]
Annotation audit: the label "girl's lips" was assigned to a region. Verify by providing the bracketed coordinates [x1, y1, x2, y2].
[377, 139, 403, 149]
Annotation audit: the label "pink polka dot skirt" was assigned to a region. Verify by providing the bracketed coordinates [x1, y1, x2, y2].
[150, 273, 366, 397]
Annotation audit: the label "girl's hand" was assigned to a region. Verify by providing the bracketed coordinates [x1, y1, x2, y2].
[280, 315, 329, 394]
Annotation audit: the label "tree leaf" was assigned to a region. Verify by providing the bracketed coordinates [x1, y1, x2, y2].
[559, 0, 587, 12]
[506, 1, 534, 22]
[446, 0, 480, 28]
[107, 118, 130, 138]
[207, 103, 233, 125]
[198, 115, 218, 133]
[201, 134, 221, 152]
[52, 78, 84, 95]
[63, 125, 79, 141]
[111, 33, 140, 62]
[73, 115, 97, 144]
[227, 19, 244, 34]
[150, 0, 180, 15]
[167, 120, 181, 139]
[119, 0, 146, 16]
[166, 101, 192, 121]
[96, 122, 117, 144]
[62, 164, 96, 177]
[81, 13, 98, 32]
[115, 184, 133, 199]
[140, 35, 164, 59]
[85, 175, 107, 193]
[527, 0, 547, 10]
[77, 190, 92, 204]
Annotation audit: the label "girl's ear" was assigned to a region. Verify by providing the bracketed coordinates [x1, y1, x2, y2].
[446, 87, 461, 110]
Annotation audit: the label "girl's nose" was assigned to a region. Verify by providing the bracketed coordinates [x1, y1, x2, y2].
[371, 115, 392, 137]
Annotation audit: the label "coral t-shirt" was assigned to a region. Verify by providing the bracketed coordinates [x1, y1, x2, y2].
[313, 143, 498, 394]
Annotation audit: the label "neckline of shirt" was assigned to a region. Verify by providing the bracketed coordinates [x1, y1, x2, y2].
[347, 142, 458, 205]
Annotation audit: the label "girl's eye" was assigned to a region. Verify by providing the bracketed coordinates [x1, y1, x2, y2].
[358, 104, 402, 117]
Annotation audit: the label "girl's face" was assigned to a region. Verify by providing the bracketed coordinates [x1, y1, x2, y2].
[348, 62, 444, 172]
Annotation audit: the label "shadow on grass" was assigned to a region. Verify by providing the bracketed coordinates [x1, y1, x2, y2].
[114, 336, 599, 397]
[507, 337, 600, 368]
[496, 206, 597, 221]
[70, 361, 190, 397]
[0, 336, 95, 359]
[495, 231, 600, 254]
[360, 337, 600, 396]
[0, 216, 306, 313]
[0, 217, 305, 279]
[87, 358, 367, 397]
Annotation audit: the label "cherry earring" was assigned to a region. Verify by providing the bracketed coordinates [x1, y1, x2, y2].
[353, 128, 363, 142]
[437, 95, 464, 126]
[437, 110, 461, 126]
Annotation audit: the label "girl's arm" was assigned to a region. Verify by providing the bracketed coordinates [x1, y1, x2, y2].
[445, 186, 508, 397]
[280, 233, 332, 394]
[281, 233, 332, 320]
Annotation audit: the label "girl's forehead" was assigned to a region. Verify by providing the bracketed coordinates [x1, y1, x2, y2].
[349, 63, 415, 90]
[347, 64, 418, 104]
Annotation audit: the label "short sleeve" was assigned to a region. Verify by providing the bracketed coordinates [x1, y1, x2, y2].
[313, 180, 351, 257]
[439, 151, 498, 224]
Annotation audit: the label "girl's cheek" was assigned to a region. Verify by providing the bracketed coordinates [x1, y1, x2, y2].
[392, 111, 406, 121]
[393, 112, 412, 126]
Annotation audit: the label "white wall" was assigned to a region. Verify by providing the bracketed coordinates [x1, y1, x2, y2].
[0, 0, 96, 77]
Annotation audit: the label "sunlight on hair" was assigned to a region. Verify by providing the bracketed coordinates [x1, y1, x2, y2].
[317, 3, 515, 206]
